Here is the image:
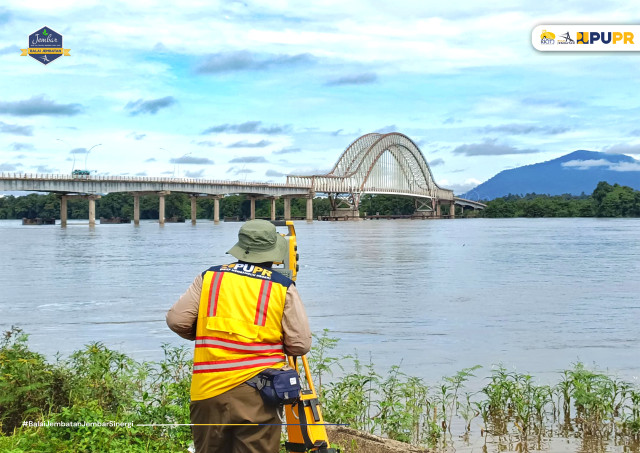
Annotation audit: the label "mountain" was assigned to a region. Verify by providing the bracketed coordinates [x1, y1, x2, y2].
[460, 150, 640, 200]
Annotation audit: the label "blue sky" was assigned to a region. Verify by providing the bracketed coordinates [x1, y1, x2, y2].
[1, 1, 640, 194]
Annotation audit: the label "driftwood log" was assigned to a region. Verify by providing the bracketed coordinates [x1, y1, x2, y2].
[326, 426, 430, 453]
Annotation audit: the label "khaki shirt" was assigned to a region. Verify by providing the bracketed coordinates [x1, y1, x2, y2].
[166, 273, 312, 356]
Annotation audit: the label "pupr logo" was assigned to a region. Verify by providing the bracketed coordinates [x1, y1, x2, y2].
[20, 26, 70, 65]
[577, 31, 634, 44]
[533, 25, 640, 51]
[557, 32, 575, 44]
[540, 30, 555, 44]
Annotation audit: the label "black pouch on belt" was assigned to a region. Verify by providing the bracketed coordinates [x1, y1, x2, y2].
[246, 368, 301, 406]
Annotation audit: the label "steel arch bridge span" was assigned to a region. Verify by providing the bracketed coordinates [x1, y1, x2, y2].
[287, 132, 454, 206]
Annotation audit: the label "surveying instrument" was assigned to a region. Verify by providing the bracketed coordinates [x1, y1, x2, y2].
[272, 221, 338, 453]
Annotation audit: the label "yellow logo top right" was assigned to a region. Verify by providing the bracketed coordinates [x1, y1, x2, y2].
[540, 30, 555, 44]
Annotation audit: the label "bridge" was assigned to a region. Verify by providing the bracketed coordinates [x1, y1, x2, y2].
[287, 132, 471, 218]
[0, 132, 485, 225]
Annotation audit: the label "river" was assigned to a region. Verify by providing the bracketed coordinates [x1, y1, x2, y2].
[1, 218, 639, 384]
[2, 217, 640, 451]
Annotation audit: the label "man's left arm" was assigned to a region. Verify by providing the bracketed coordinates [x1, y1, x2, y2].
[166, 274, 202, 341]
[281, 284, 312, 356]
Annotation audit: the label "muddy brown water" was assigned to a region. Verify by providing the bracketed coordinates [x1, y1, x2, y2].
[1, 218, 639, 452]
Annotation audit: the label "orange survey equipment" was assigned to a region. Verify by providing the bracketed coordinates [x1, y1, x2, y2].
[271, 220, 299, 281]
[271, 221, 338, 453]
[283, 355, 338, 453]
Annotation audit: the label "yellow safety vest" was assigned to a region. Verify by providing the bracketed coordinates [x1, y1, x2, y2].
[191, 262, 292, 401]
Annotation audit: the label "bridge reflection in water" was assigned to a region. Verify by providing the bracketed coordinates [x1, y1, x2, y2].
[0, 132, 485, 226]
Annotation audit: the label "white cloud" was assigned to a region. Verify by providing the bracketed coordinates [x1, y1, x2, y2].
[184, 169, 205, 177]
[439, 178, 482, 196]
[603, 143, 640, 154]
[562, 159, 640, 172]
[170, 156, 214, 165]
[561, 159, 611, 169]
[609, 162, 640, 172]
[288, 166, 332, 176]
[453, 139, 539, 156]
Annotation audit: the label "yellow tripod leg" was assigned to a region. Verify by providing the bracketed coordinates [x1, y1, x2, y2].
[284, 355, 338, 452]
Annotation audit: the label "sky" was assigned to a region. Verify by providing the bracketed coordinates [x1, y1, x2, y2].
[1, 1, 640, 195]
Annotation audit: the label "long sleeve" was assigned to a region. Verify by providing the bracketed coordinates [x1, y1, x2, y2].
[166, 274, 202, 341]
[281, 284, 312, 356]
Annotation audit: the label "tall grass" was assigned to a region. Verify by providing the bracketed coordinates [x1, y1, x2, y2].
[308, 331, 640, 451]
[2, 327, 640, 452]
[0, 327, 192, 452]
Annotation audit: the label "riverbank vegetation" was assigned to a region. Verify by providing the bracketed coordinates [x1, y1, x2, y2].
[310, 330, 640, 451]
[478, 182, 640, 218]
[2, 327, 639, 452]
[0, 327, 192, 452]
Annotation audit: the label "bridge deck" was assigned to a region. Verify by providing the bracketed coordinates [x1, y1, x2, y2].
[0, 173, 312, 197]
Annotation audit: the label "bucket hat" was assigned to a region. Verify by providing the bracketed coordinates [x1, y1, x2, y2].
[227, 219, 286, 264]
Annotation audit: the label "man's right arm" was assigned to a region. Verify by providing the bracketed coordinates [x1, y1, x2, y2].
[166, 274, 202, 341]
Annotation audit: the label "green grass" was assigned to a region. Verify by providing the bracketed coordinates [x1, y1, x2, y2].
[0, 327, 192, 452]
[2, 327, 640, 452]
[308, 331, 640, 451]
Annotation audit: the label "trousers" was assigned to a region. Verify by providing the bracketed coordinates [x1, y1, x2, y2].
[190, 383, 280, 453]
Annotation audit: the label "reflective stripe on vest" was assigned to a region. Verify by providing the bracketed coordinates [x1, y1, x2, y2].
[195, 336, 284, 354]
[207, 272, 224, 317]
[193, 355, 286, 374]
[254, 280, 272, 326]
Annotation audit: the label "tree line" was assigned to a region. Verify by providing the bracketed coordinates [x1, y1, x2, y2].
[477, 182, 640, 218]
[0, 192, 332, 220]
[0, 192, 431, 220]
[0, 181, 638, 220]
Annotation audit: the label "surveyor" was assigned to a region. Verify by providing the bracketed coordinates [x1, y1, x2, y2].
[166, 219, 312, 453]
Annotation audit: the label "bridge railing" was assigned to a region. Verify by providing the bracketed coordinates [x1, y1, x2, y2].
[0, 173, 312, 189]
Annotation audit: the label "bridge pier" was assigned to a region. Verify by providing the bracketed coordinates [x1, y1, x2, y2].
[436, 201, 441, 219]
[249, 197, 256, 220]
[88, 195, 100, 226]
[60, 195, 68, 227]
[328, 194, 360, 220]
[190, 195, 197, 225]
[283, 197, 291, 221]
[158, 191, 170, 225]
[133, 194, 140, 226]
[450, 202, 456, 219]
[306, 195, 313, 222]
[270, 197, 277, 221]
[413, 198, 433, 219]
[159, 195, 165, 225]
[59, 194, 101, 226]
[213, 195, 222, 224]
